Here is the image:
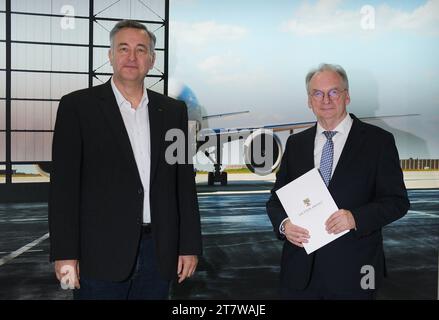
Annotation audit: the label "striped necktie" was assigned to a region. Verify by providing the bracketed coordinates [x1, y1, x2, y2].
[319, 131, 337, 186]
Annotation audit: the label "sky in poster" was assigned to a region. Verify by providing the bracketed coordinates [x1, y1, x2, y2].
[169, 0, 439, 159]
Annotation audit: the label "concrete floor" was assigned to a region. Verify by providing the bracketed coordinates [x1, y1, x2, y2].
[0, 186, 437, 300]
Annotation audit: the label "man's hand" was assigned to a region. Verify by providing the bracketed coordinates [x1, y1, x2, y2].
[283, 219, 310, 247]
[177, 255, 198, 284]
[55, 259, 80, 289]
[325, 209, 356, 234]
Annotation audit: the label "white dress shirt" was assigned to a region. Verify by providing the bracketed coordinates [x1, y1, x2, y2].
[314, 113, 353, 176]
[111, 77, 151, 223]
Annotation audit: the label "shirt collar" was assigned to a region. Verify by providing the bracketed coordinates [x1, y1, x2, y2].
[111, 77, 149, 110]
[316, 113, 353, 136]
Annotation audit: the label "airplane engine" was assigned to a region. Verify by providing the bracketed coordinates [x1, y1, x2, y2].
[243, 129, 282, 176]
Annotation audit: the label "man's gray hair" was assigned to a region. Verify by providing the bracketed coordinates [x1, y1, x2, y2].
[109, 19, 156, 54]
[305, 63, 349, 93]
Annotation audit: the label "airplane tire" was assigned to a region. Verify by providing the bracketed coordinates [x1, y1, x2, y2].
[220, 172, 227, 186]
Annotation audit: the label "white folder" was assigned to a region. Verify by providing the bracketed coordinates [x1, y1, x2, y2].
[276, 168, 348, 254]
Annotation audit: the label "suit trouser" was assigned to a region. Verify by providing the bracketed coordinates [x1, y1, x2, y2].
[73, 230, 170, 300]
[280, 251, 375, 300]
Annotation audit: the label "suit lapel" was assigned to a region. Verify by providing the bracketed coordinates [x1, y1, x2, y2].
[330, 114, 366, 188]
[303, 125, 317, 171]
[96, 80, 141, 183]
[147, 89, 164, 185]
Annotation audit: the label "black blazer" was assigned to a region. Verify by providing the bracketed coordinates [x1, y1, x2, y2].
[49, 80, 202, 282]
[266, 114, 409, 292]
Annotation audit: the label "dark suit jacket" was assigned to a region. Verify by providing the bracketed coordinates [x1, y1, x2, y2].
[49, 80, 202, 282]
[266, 114, 409, 293]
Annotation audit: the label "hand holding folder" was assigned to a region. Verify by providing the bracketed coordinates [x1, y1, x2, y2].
[276, 168, 349, 254]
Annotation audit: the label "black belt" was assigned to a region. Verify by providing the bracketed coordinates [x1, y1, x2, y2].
[141, 223, 152, 234]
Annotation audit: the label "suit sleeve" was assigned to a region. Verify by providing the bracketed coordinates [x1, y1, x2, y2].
[266, 135, 292, 239]
[48, 95, 82, 261]
[176, 102, 202, 255]
[351, 132, 410, 237]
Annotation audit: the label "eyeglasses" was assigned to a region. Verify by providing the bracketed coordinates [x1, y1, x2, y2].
[310, 88, 347, 102]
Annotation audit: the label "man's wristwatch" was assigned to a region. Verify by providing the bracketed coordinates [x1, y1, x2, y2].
[280, 222, 286, 235]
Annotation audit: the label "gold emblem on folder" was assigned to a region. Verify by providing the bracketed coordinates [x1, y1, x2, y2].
[303, 198, 311, 207]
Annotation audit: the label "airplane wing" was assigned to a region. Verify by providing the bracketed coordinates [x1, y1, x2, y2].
[200, 113, 419, 138]
[202, 111, 250, 120]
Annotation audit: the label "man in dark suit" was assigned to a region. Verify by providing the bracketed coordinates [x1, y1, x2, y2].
[266, 63, 409, 299]
[49, 20, 202, 299]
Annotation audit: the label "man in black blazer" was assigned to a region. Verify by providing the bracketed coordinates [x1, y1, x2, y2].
[49, 20, 202, 299]
[266, 63, 409, 299]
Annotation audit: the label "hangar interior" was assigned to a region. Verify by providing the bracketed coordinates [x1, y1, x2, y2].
[0, 0, 168, 202]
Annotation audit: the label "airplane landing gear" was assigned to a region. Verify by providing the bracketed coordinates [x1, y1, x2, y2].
[207, 164, 227, 186]
[204, 134, 228, 186]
